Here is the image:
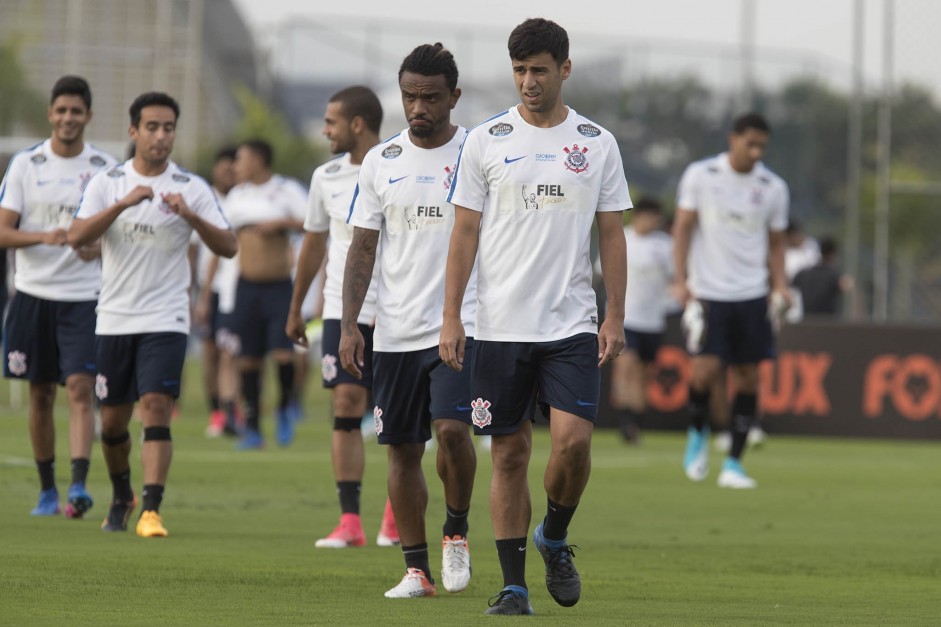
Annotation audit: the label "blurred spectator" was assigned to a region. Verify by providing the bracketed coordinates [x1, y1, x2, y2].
[784, 218, 820, 282]
[793, 236, 853, 317]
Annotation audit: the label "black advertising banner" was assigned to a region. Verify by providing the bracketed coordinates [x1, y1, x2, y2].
[598, 318, 941, 439]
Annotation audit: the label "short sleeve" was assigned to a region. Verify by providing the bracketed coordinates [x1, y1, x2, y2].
[0, 154, 27, 213]
[447, 129, 487, 212]
[596, 134, 631, 213]
[304, 169, 329, 233]
[347, 154, 383, 231]
[769, 180, 790, 232]
[284, 179, 309, 221]
[191, 180, 231, 229]
[675, 163, 700, 212]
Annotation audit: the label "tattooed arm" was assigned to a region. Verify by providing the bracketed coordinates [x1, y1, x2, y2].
[339, 226, 379, 378]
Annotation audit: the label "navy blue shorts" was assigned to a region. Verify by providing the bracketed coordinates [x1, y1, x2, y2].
[231, 277, 294, 358]
[624, 328, 663, 363]
[95, 332, 188, 404]
[321, 319, 373, 389]
[471, 333, 600, 435]
[372, 339, 475, 445]
[2, 291, 96, 384]
[696, 297, 775, 364]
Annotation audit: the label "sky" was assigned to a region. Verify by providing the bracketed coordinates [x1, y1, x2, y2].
[231, 0, 941, 100]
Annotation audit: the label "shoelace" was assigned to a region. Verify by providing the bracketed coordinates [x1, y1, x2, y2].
[443, 539, 469, 570]
[488, 589, 522, 608]
[546, 544, 579, 574]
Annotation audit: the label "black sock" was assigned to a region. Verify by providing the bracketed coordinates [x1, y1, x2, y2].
[337, 481, 361, 515]
[241, 370, 261, 432]
[443, 505, 469, 538]
[543, 498, 578, 542]
[496, 538, 528, 589]
[222, 400, 237, 423]
[730, 393, 758, 460]
[402, 543, 432, 582]
[36, 457, 55, 491]
[210, 394, 220, 412]
[688, 387, 711, 432]
[110, 470, 133, 502]
[277, 362, 295, 410]
[141, 484, 165, 513]
[70, 458, 90, 485]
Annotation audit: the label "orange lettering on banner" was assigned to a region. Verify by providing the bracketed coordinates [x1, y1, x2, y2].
[647, 346, 690, 412]
[793, 352, 832, 415]
[760, 355, 794, 414]
[889, 355, 941, 421]
[863, 355, 897, 418]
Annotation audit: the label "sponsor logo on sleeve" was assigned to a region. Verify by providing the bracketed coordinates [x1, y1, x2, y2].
[325, 163, 342, 174]
[30, 154, 47, 164]
[488, 122, 514, 136]
[172, 173, 190, 183]
[90, 155, 107, 167]
[107, 167, 125, 178]
[382, 144, 403, 159]
[577, 123, 601, 137]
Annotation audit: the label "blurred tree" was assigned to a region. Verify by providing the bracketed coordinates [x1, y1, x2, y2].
[225, 84, 328, 186]
[0, 40, 48, 136]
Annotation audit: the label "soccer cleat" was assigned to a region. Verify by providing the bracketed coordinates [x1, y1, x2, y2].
[30, 488, 61, 516]
[441, 535, 471, 593]
[275, 406, 296, 447]
[315, 513, 366, 548]
[65, 482, 94, 519]
[205, 409, 226, 438]
[235, 429, 265, 450]
[717, 458, 758, 489]
[485, 586, 534, 615]
[376, 499, 400, 547]
[136, 510, 169, 537]
[533, 522, 580, 607]
[383, 568, 436, 599]
[101, 494, 137, 531]
[683, 426, 710, 481]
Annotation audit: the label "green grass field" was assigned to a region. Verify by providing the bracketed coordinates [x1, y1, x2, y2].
[1, 359, 939, 626]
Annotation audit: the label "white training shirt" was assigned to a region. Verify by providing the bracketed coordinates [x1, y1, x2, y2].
[305, 153, 378, 324]
[448, 106, 631, 342]
[76, 159, 231, 335]
[348, 127, 476, 352]
[0, 139, 117, 300]
[624, 228, 674, 333]
[676, 152, 789, 302]
[224, 174, 308, 232]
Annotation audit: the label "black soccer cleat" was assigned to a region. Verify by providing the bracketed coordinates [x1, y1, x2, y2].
[533, 522, 581, 607]
[101, 494, 137, 532]
[484, 587, 534, 615]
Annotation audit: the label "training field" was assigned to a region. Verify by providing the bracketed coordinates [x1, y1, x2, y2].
[1, 361, 939, 626]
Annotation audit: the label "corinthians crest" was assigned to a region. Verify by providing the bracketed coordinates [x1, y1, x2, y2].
[563, 144, 589, 173]
[470, 398, 492, 428]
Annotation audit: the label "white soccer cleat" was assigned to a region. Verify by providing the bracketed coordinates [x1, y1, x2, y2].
[384, 568, 437, 598]
[717, 458, 758, 489]
[683, 427, 709, 482]
[441, 535, 471, 593]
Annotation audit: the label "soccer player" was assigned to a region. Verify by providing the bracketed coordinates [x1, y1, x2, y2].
[194, 146, 238, 437]
[68, 91, 237, 536]
[441, 18, 631, 615]
[671, 112, 790, 490]
[340, 43, 477, 598]
[286, 86, 399, 548]
[0, 75, 116, 518]
[609, 197, 673, 443]
[225, 140, 307, 449]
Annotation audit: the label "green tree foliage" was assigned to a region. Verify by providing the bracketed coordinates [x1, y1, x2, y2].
[0, 40, 48, 136]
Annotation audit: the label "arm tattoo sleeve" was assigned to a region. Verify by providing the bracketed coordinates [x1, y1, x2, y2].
[341, 227, 379, 333]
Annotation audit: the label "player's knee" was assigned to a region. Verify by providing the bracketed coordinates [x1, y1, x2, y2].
[101, 430, 130, 447]
[30, 383, 57, 413]
[143, 426, 172, 442]
[433, 419, 471, 452]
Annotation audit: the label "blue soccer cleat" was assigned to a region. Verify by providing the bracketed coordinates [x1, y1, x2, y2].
[533, 521, 580, 607]
[717, 457, 758, 489]
[30, 488, 61, 516]
[236, 429, 265, 451]
[275, 406, 296, 447]
[683, 426, 710, 481]
[65, 482, 94, 519]
[485, 586, 534, 615]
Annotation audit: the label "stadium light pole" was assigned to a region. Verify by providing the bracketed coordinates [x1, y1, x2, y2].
[873, 0, 894, 322]
[739, 0, 756, 111]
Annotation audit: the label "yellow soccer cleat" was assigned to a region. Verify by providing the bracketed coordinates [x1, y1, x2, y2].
[136, 510, 169, 538]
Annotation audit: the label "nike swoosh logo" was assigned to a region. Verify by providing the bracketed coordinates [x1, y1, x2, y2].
[455, 405, 472, 412]
[36, 179, 55, 186]
[331, 191, 344, 198]
[517, 546, 526, 552]
[575, 399, 596, 407]
[388, 175, 408, 184]
[504, 155, 526, 164]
